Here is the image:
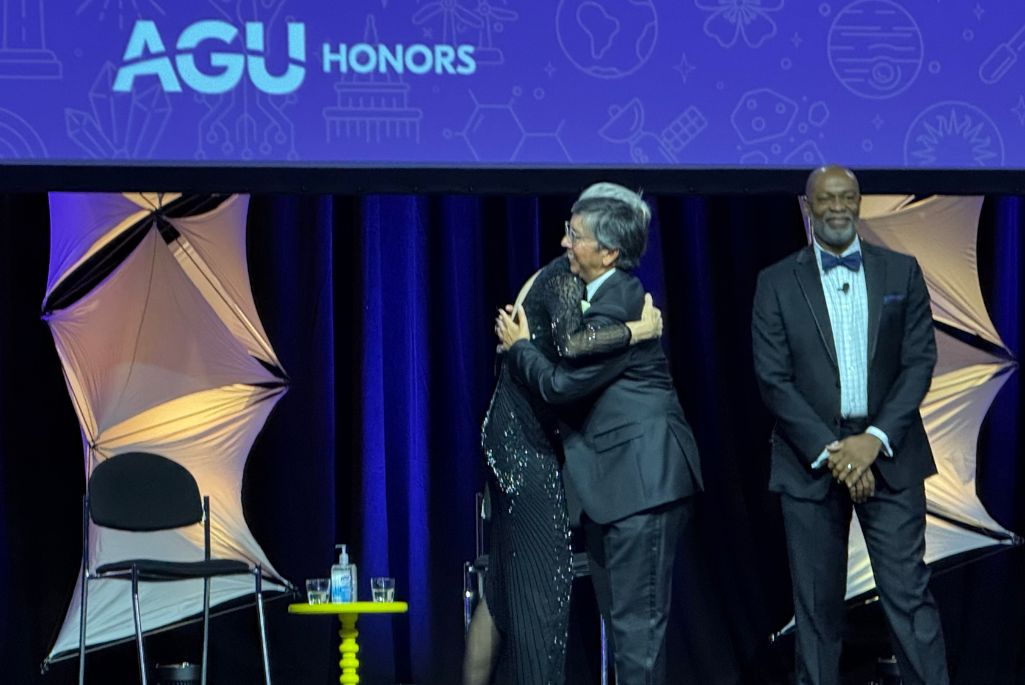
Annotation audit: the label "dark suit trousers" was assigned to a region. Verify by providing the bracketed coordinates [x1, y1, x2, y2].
[582, 499, 690, 685]
[781, 478, 948, 685]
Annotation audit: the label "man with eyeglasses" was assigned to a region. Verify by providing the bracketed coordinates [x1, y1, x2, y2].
[497, 182, 702, 684]
[752, 165, 949, 685]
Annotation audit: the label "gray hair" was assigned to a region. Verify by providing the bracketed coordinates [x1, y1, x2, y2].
[571, 182, 650, 270]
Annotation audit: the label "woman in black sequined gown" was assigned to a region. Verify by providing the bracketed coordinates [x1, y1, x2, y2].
[463, 255, 659, 685]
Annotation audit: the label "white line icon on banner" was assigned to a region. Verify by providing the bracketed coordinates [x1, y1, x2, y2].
[979, 24, 1025, 84]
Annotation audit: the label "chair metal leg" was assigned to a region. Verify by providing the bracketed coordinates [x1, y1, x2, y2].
[599, 615, 608, 685]
[78, 574, 88, 685]
[462, 562, 474, 634]
[131, 568, 148, 685]
[201, 576, 210, 685]
[255, 567, 272, 685]
[79, 495, 90, 685]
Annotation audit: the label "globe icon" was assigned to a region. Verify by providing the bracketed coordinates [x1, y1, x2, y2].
[827, 0, 923, 99]
[556, 0, 658, 79]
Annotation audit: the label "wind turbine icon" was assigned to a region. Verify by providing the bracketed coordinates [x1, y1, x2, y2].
[412, 0, 484, 44]
[474, 0, 518, 65]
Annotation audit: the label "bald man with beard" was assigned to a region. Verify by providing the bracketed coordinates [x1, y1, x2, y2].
[752, 165, 949, 685]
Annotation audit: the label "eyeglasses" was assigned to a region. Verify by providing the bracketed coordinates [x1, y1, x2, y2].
[564, 220, 597, 246]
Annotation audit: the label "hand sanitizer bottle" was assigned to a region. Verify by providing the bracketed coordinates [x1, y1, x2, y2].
[331, 545, 353, 603]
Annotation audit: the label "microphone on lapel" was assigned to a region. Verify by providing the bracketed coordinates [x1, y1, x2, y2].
[839, 283, 849, 294]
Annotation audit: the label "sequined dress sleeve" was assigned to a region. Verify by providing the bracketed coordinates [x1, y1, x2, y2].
[542, 263, 631, 359]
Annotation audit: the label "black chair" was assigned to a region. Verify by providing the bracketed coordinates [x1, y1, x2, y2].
[462, 489, 490, 631]
[463, 485, 609, 684]
[78, 452, 271, 685]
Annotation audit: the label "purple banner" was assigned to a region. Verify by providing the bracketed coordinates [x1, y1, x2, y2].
[1, 0, 1023, 168]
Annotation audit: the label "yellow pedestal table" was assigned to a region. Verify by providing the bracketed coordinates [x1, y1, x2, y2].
[289, 601, 408, 684]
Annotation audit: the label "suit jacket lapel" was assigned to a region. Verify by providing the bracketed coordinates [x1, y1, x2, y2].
[588, 270, 623, 304]
[794, 246, 838, 371]
[863, 242, 885, 364]
[586, 270, 635, 321]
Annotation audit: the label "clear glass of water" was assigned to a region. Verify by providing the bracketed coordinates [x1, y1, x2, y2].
[306, 578, 330, 604]
[371, 577, 395, 602]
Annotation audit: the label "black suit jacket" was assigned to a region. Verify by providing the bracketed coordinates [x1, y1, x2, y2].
[751, 240, 937, 499]
[508, 269, 702, 524]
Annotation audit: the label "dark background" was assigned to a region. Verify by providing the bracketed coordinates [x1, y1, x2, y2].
[1, 190, 1022, 684]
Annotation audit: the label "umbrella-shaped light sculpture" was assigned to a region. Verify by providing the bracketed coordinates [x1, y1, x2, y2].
[41, 192, 291, 666]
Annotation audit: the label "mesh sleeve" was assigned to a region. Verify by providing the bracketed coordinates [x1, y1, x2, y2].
[544, 271, 631, 359]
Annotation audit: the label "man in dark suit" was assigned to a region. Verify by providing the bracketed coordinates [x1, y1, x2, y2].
[497, 183, 702, 684]
[751, 165, 948, 685]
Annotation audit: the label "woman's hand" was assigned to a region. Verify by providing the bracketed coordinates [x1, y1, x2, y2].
[495, 305, 530, 351]
[627, 293, 663, 344]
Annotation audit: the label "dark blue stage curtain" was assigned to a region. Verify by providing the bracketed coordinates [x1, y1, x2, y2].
[1, 192, 1023, 685]
[985, 197, 1022, 524]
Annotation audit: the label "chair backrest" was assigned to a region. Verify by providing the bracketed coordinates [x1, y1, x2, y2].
[89, 452, 203, 531]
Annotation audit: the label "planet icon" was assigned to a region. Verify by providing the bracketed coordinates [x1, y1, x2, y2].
[828, 0, 923, 99]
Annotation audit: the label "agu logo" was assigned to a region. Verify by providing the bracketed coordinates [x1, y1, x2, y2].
[113, 20, 307, 95]
[113, 19, 478, 96]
